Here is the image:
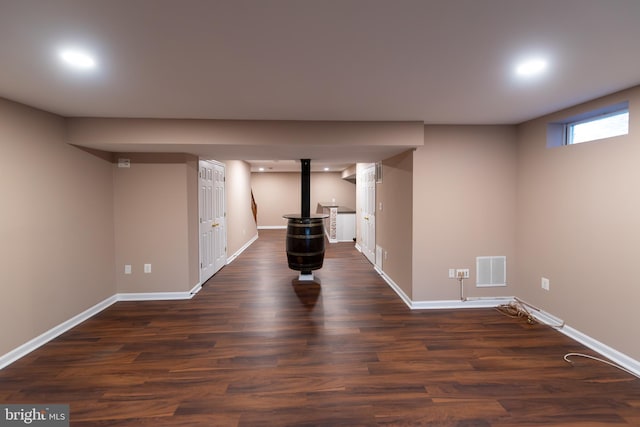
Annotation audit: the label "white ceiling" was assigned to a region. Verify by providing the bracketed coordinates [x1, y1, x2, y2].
[1, 0, 639, 170]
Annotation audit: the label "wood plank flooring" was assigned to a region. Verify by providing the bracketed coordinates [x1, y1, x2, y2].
[1, 229, 639, 426]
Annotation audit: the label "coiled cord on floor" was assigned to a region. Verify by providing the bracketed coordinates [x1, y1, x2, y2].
[495, 298, 565, 329]
[495, 301, 537, 324]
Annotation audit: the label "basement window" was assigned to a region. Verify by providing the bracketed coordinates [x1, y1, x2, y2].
[547, 102, 629, 147]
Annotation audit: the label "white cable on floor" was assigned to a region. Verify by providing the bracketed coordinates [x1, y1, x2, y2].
[495, 300, 638, 380]
[563, 352, 640, 379]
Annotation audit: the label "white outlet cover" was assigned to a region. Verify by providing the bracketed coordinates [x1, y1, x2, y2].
[455, 269, 470, 279]
[124, 264, 132, 274]
[541, 277, 550, 290]
[448, 268, 456, 278]
[144, 264, 152, 273]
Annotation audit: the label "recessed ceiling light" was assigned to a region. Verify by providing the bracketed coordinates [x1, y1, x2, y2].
[59, 49, 96, 70]
[323, 167, 330, 171]
[515, 58, 547, 77]
[258, 167, 265, 172]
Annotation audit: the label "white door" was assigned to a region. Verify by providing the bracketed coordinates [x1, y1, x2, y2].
[359, 164, 376, 264]
[199, 160, 226, 283]
[212, 162, 227, 273]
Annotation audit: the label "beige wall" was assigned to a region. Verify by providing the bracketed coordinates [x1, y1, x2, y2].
[515, 86, 640, 360]
[251, 172, 356, 227]
[0, 98, 115, 356]
[251, 172, 299, 228]
[224, 160, 258, 256]
[311, 171, 357, 212]
[114, 153, 256, 293]
[113, 156, 255, 293]
[377, 151, 414, 297]
[412, 125, 518, 301]
[113, 153, 197, 293]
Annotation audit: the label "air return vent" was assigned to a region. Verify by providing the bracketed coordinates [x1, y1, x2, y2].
[375, 161, 383, 183]
[476, 256, 506, 287]
[375, 245, 383, 270]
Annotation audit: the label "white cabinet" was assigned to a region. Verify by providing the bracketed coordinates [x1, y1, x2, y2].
[336, 213, 356, 242]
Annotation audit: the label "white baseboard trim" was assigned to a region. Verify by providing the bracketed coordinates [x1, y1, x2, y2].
[517, 300, 565, 327]
[1, 286, 206, 369]
[0, 295, 118, 369]
[189, 281, 202, 296]
[354, 243, 362, 252]
[227, 233, 259, 264]
[377, 267, 513, 310]
[411, 297, 515, 310]
[116, 291, 195, 301]
[257, 225, 287, 230]
[376, 267, 412, 309]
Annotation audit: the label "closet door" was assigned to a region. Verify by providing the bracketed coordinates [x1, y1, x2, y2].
[199, 160, 226, 283]
[359, 163, 376, 264]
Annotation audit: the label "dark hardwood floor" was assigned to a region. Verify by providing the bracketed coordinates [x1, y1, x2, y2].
[1, 229, 639, 426]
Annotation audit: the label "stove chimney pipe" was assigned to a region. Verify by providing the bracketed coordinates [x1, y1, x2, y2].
[301, 159, 310, 218]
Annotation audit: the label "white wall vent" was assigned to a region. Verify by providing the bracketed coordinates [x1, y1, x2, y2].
[476, 256, 506, 287]
[375, 161, 383, 183]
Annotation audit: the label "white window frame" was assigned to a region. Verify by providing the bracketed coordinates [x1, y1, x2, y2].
[564, 108, 629, 145]
[546, 101, 629, 148]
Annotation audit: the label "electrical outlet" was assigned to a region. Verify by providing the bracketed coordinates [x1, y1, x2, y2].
[144, 264, 152, 274]
[541, 277, 550, 291]
[448, 268, 456, 278]
[117, 158, 130, 168]
[456, 269, 470, 279]
[124, 264, 132, 275]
